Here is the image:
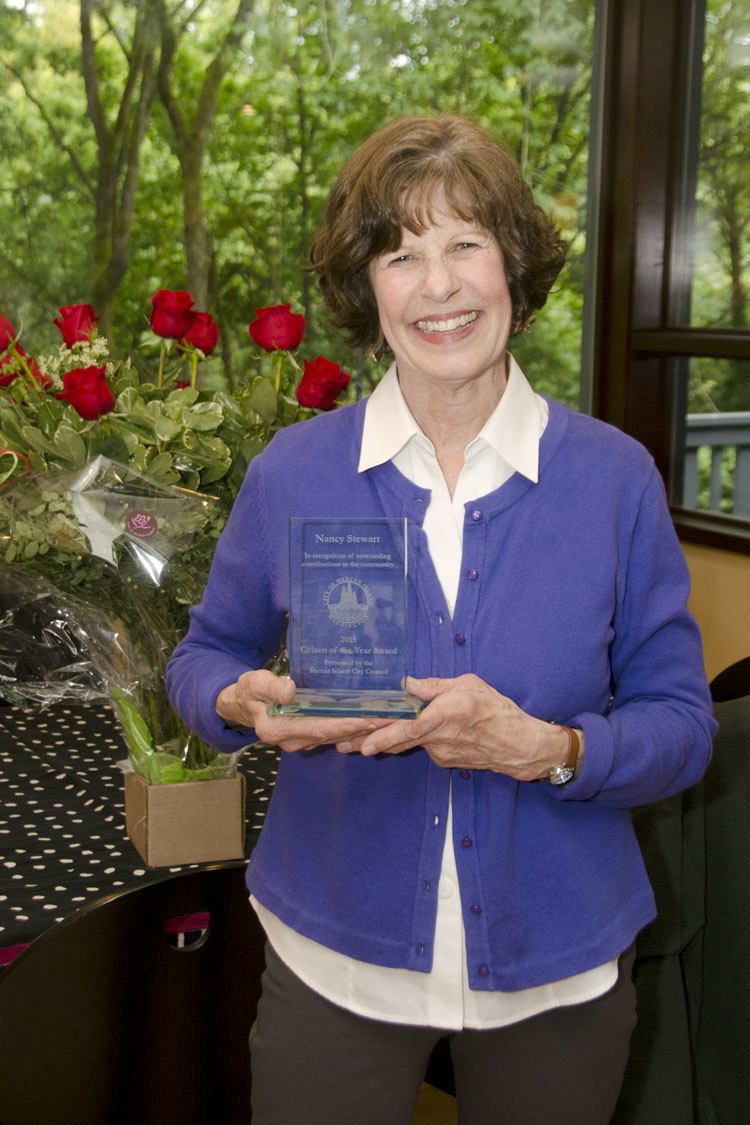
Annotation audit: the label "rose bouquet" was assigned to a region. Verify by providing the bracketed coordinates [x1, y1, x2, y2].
[0, 293, 351, 781]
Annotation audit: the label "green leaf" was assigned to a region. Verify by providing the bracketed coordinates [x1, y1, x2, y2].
[201, 459, 232, 484]
[180, 469, 201, 491]
[28, 453, 47, 474]
[212, 390, 244, 419]
[166, 385, 199, 407]
[153, 416, 182, 442]
[36, 399, 64, 437]
[116, 386, 140, 413]
[241, 435, 265, 462]
[145, 450, 179, 483]
[90, 433, 130, 462]
[20, 424, 53, 454]
[130, 443, 149, 472]
[53, 425, 87, 465]
[249, 378, 277, 422]
[183, 401, 223, 431]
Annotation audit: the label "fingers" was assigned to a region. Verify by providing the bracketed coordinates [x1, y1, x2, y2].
[405, 675, 457, 700]
[255, 711, 391, 753]
[237, 668, 296, 705]
[360, 713, 431, 756]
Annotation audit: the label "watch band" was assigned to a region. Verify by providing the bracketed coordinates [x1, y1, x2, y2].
[546, 724, 580, 785]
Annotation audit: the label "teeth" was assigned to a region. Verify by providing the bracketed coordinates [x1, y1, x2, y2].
[416, 311, 478, 333]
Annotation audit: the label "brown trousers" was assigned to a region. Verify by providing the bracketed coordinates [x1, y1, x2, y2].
[250, 942, 637, 1125]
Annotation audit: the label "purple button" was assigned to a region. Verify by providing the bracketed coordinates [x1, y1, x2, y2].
[467, 568, 479, 581]
[461, 836, 473, 848]
[471, 509, 482, 521]
[470, 904, 482, 915]
[478, 964, 490, 978]
[416, 942, 426, 956]
[458, 770, 471, 780]
[455, 632, 466, 645]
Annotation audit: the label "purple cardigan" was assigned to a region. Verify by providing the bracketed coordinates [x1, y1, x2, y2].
[166, 396, 716, 991]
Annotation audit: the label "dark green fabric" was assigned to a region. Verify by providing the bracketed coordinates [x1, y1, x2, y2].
[613, 695, 750, 1125]
[694, 696, 750, 1124]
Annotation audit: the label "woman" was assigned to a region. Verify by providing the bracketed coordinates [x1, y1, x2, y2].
[167, 115, 716, 1124]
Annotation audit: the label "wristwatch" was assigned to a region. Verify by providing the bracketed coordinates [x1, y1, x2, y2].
[546, 724, 581, 785]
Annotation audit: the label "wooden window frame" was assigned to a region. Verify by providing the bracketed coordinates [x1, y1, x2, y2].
[586, 0, 750, 552]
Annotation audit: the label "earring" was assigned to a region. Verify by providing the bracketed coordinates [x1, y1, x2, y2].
[367, 329, 385, 360]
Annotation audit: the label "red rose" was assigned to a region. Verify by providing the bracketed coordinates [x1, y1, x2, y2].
[181, 311, 219, 355]
[150, 289, 196, 339]
[55, 365, 116, 420]
[0, 346, 51, 389]
[248, 303, 305, 352]
[295, 356, 350, 411]
[0, 314, 16, 353]
[53, 304, 99, 347]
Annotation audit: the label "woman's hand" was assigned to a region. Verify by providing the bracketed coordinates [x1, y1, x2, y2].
[215, 669, 392, 753]
[357, 674, 572, 780]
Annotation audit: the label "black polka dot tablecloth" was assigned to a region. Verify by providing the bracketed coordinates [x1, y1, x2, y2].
[0, 702, 279, 952]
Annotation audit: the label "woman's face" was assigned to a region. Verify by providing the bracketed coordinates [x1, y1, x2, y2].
[368, 198, 512, 393]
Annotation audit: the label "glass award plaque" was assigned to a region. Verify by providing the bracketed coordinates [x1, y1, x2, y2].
[268, 517, 423, 718]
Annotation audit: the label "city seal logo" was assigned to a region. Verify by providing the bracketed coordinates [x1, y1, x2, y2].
[324, 577, 373, 627]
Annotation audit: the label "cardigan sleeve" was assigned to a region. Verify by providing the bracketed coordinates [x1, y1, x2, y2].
[165, 455, 286, 751]
[551, 464, 717, 808]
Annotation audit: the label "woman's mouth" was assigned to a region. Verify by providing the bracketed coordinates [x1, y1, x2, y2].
[414, 310, 479, 334]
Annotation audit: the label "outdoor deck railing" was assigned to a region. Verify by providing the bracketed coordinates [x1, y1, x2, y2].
[683, 412, 750, 517]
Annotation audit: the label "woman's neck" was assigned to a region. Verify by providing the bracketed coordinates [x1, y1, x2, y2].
[397, 360, 508, 494]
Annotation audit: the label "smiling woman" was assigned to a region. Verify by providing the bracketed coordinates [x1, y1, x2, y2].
[311, 115, 566, 356]
[166, 114, 716, 1125]
[367, 209, 513, 408]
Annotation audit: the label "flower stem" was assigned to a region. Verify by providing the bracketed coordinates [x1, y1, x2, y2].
[157, 342, 166, 388]
[190, 352, 199, 391]
[13, 345, 44, 396]
[273, 351, 285, 397]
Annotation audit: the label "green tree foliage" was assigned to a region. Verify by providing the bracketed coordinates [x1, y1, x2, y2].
[689, 0, 750, 413]
[0, 0, 596, 405]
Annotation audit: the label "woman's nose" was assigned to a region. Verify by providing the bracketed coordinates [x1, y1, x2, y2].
[420, 255, 460, 302]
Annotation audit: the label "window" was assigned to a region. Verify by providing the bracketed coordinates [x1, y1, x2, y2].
[588, 0, 750, 550]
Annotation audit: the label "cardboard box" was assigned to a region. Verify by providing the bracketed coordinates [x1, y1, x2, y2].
[124, 770, 246, 867]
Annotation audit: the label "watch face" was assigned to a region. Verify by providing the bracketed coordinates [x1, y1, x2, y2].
[548, 765, 575, 786]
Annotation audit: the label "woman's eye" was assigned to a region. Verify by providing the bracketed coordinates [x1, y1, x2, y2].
[455, 241, 478, 252]
[387, 254, 413, 266]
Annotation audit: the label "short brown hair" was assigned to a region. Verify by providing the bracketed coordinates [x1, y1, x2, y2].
[311, 114, 567, 353]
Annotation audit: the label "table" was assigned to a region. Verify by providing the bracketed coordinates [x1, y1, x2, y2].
[0, 701, 279, 955]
